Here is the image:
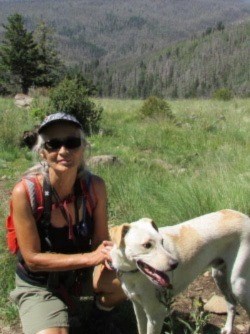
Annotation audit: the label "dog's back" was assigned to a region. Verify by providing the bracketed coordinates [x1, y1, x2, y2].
[159, 209, 250, 334]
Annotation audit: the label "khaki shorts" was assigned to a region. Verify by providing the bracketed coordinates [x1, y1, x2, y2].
[10, 271, 94, 334]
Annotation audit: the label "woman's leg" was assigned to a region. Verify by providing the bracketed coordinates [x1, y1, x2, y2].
[37, 328, 68, 334]
[10, 275, 69, 334]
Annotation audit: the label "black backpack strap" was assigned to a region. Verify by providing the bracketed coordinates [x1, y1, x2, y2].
[40, 177, 61, 290]
[41, 176, 53, 250]
[84, 171, 96, 213]
[74, 178, 84, 219]
[74, 172, 92, 225]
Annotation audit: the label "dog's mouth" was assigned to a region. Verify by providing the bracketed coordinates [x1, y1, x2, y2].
[136, 260, 172, 289]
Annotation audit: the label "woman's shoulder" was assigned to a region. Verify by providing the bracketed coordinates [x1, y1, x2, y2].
[81, 171, 105, 187]
[80, 172, 106, 202]
[12, 180, 26, 198]
[90, 173, 105, 186]
[12, 174, 43, 200]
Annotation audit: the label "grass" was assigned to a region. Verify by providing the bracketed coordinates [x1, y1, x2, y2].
[91, 98, 250, 224]
[0, 96, 249, 331]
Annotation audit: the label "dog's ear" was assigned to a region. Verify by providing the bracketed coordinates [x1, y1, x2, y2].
[150, 220, 158, 232]
[138, 218, 158, 231]
[110, 223, 130, 248]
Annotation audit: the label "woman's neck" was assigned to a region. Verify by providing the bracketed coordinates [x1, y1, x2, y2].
[48, 168, 78, 199]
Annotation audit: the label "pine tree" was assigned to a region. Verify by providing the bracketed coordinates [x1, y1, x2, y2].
[0, 13, 40, 94]
[34, 21, 63, 88]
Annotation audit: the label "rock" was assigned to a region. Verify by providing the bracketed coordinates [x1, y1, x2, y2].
[203, 271, 210, 277]
[204, 295, 227, 314]
[235, 324, 247, 332]
[14, 94, 33, 107]
[87, 155, 120, 167]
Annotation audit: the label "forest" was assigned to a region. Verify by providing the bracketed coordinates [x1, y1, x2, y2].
[0, 0, 249, 98]
[88, 20, 250, 98]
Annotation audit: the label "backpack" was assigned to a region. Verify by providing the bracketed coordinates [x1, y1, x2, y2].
[6, 173, 96, 254]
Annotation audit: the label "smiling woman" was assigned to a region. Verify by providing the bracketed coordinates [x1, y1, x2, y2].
[8, 112, 126, 334]
[38, 122, 84, 173]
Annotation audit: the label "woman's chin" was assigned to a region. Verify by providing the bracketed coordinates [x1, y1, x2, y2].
[53, 162, 75, 172]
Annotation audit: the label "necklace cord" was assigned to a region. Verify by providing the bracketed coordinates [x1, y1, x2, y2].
[52, 187, 75, 240]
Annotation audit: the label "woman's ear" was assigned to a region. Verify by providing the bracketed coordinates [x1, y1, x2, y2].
[40, 150, 45, 159]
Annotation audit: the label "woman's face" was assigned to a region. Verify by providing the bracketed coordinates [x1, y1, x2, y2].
[41, 122, 84, 173]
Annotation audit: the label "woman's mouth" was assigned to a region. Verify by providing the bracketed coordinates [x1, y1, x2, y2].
[58, 159, 71, 165]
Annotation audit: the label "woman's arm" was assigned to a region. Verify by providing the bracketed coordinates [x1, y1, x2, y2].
[12, 182, 111, 272]
[90, 175, 110, 249]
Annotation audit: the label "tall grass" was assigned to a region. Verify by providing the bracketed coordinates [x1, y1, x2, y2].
[0, 99, 36, 163]
[90, 98, 250, 226]
[0, 97, 249, 328]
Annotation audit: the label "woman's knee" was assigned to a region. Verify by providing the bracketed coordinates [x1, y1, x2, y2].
[93, 265, 120, 292]
[93, 265, 126, 306]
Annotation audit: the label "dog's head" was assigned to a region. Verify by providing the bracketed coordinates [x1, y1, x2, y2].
[110, 218, 178, 289]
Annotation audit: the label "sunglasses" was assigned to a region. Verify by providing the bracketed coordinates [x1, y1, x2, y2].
[44, 137, 82, 151]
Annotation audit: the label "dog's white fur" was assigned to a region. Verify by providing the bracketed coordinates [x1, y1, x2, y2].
[110, 209, 250, 334]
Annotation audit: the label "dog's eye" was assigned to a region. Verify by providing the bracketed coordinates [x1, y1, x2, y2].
[143, 242, 152, 249]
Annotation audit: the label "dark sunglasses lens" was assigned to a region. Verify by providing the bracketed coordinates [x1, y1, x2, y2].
[44, 139, 62, 150]
[64, 137, 81, 149]
[44, 137, 81, 151]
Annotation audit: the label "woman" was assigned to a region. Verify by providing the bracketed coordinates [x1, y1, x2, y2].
[10, 113, 126, 334]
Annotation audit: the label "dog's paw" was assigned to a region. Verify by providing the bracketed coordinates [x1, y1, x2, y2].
[221, 327, 233, 334]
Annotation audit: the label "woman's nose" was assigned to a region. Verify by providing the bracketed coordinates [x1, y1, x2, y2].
[58, 145, 69, 154]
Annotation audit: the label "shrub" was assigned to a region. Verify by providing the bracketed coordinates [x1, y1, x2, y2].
[49, 78, 103, 135]
[140, 96, 173, 119]
[212, 88, 233, 101]
[30, 106, 48, 122]
[29, 95, 51, 122]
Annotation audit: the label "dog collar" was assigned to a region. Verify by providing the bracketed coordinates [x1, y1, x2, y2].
[116, 268, 139, 277]
[106, 261, 139, 276]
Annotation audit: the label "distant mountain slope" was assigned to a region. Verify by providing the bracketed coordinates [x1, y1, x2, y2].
[0, 0, 249, 97]
[0, 0, 249, 66]
[88, 20, 250, 98]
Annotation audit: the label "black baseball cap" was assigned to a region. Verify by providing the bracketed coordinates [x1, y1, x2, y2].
[38, 113, 82, 133]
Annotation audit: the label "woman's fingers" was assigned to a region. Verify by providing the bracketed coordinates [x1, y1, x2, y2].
[102, 240, 113, 247]
[99, 240, 114, 261]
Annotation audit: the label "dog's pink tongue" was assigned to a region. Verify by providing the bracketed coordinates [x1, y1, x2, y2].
[152, 270, 172, 288]
[156, 274, 171, 288]
[140, 262, 172, 289]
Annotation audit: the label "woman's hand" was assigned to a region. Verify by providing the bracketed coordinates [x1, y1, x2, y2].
[96, 241, 115, 271]
[101, 240, 113, 258]
[92, 240, 114, 266]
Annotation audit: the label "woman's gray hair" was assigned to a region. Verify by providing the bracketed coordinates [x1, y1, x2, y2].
[23, 128, 89, 179]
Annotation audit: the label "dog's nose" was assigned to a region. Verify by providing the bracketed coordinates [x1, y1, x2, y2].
[169, 259, 178, 270]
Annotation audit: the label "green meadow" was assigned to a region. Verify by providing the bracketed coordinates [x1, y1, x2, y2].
[0, 97, 249, 330]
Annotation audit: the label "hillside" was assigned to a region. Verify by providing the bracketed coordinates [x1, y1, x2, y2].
[89, 20, 250, 98]
[0, 0, 249, 97]
[0, 0, 249, 64]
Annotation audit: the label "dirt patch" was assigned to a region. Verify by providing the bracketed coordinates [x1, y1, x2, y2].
[0, 323, 22, 334]
[172, 273, 249, 334]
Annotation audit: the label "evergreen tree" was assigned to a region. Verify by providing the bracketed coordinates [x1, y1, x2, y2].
[0, 13, 40, 94]
[34, 21, 63, 88]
